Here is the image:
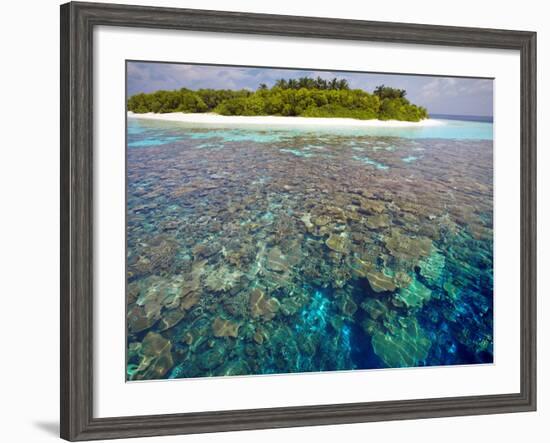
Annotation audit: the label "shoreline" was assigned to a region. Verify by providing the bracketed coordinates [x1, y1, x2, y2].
[127, 111, 444, 128]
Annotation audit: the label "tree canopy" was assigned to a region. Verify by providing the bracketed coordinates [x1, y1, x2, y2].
[373, 84, 407, 100]
[127, 78, 428, 122]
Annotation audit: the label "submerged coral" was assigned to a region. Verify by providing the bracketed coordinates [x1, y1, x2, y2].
[419, 248, 446, 283]
[325, 233, 350, 254]
[371, 315, 431, 367]
[366, 270, 396, 293]
[128, 331, 174, 380]
[212, 317, 240, 338]
[126, 118, 494, 380]
[249, 288, 280, 321]
[396, 277, 432, 308]
[204, 265, 243, 292]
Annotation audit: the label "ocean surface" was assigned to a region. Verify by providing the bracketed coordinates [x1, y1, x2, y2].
[126, 116, 494, 381]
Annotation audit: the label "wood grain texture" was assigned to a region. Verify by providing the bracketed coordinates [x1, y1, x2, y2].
[60, 2, 537, 441]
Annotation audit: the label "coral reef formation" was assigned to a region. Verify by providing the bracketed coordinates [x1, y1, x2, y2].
[126, 119, 494, 380]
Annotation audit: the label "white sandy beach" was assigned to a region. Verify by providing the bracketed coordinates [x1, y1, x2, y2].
[127, 111, 444, 128]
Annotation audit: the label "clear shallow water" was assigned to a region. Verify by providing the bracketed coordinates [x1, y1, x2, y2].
[126, 117, 494, 381]
[127, 116, 493, 148]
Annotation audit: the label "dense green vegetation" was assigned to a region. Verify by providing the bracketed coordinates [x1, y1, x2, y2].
[127, 77, 428, 121]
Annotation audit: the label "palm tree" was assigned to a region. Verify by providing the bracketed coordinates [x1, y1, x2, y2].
[275, 79, 288, 89]
[374, 84, 385, 97]
[337, 79, 350, 90]
[374, 85, 407, 99]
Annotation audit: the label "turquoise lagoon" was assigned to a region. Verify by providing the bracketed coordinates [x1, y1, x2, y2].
[126, 116, 494, 380]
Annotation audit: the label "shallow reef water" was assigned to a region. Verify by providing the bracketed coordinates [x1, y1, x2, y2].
[126, 118, 494, 381]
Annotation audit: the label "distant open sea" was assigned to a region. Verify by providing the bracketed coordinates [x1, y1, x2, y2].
[430, 113, 494, 123]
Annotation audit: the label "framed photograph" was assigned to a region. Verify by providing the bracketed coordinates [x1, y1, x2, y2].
[60, 1, 536, 441]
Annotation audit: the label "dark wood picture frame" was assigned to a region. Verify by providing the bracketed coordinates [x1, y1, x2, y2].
[60, 1, 537, 441]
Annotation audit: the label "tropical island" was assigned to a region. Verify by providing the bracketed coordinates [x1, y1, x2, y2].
[127, 77, 429, 122]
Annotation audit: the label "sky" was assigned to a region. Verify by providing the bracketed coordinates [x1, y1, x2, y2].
[127, 61, 493, 117]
